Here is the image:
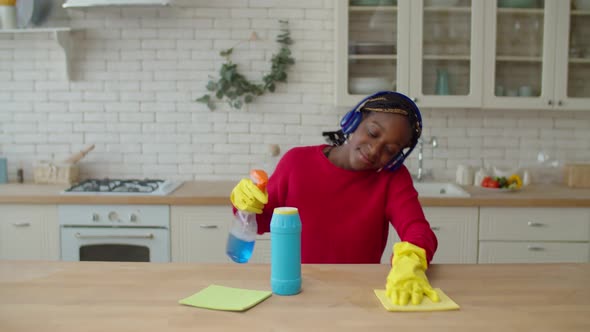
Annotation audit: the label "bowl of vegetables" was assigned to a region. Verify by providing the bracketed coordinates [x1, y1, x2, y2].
[481, 174, 523, 191]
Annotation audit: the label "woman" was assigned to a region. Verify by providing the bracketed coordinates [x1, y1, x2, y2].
[232, 91, 439, 306]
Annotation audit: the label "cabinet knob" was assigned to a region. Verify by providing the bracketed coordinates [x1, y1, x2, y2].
[199, 225, 218, 229]
[12, 222, 31, 227]
[527, 221, 544, 227]
[412, 97, 418, 102]
[92, 213, 100, 222]
[557, 100, 563, 106]
[430, 226, 440, 231]
[547, 100, 553, 105]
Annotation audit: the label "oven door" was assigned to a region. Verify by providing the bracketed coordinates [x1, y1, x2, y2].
[60, 227, 170, 262]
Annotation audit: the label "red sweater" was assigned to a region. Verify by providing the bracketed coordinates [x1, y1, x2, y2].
[257, 145, 437, 264]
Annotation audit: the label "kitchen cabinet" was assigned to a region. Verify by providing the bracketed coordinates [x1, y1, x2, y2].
[170, 206, 271, 263]
[0, 204, 59, 260]
[478, 207, 590, 263]
[337, 0, 590, 111]
[483, 0, 590, 110]
[336, 0, 485, 108]
[381, 207, 479, 264]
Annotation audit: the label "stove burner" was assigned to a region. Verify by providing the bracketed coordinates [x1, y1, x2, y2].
[66, 179, 165, 193]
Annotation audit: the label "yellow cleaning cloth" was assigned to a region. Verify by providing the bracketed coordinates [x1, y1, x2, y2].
[179, 284, 272, 312]
[374, 288, 460, 312]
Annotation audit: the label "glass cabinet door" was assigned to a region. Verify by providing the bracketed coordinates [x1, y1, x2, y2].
[409, 0, 484, 107]
[335, 0, 401, 106]
[554, 0, 590, 110]
[494, 1, 547, 101]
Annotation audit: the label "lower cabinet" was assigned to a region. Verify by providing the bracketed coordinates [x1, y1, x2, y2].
[0, 204, 59, 260]
[478, 207, 590, 263]
[170, 206, 271, 263]
[171, 205, 590, 264]
[381, 207, 479, 264]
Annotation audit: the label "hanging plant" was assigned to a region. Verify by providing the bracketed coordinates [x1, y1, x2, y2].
[196, 20, 295, 111]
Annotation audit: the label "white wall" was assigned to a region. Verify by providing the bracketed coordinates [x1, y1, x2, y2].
[1, 0, 589, 182]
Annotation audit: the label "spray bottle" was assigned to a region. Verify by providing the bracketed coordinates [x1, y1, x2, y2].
[226, 169, 269, 263]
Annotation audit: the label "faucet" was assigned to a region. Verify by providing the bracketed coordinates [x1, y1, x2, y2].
[415, 136, 438, 182]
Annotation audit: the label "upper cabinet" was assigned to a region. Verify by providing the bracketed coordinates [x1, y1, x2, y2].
[336, 0, 590, 110]
[336, 0, 485, 108]
[483, 0, 590, 110]
[335, 0, 402, 106]
[407, 0, 484, 108]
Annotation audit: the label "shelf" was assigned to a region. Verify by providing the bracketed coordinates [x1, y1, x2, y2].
[0, 27, 74, 80]
[571, 9, 590, 15]
[424, 6, 472, 13]
[496, 55, 543, 62]
[349, 54, 397, 60]
[423, 54, 471, 61]
[497, 8, 544, 15]
[570, 58, 590, 64]
[349, 6, 397, 12]
[63, 0, 170, 8]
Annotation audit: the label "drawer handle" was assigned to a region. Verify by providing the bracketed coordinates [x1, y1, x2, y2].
[12, 222, 31, 227]
[527, 221, 544, 227]
[430, 226, 440, 231]
[199, 225, 218, 229]
[527, 246, 545, 251]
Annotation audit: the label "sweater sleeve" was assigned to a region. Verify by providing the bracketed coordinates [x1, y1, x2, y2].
[385, 166, 438, 264]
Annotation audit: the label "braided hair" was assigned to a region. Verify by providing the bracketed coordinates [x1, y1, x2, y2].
[323, 92, 422, 148]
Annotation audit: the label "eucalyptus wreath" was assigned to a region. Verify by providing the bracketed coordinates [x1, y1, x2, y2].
[197, 20, 295, 110]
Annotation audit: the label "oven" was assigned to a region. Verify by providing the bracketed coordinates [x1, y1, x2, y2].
[58, 178, 182, 262]
[59, 204, 170, 262]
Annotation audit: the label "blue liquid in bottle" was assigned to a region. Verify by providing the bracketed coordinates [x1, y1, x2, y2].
[226, 232, 255, 263]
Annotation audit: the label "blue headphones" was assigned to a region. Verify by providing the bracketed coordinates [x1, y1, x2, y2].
[339, 91, 423, 171]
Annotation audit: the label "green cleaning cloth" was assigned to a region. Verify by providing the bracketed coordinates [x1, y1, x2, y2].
[179, 284, 272, 312]
[374, 288, 460, 312]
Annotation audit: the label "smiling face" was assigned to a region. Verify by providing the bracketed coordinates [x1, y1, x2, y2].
[341, 111, 413, 171]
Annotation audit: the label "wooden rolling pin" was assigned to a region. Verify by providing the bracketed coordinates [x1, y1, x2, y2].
[63, 144, 95, 164]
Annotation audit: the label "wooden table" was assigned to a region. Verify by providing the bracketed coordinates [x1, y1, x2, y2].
[1, 261, 589, 331]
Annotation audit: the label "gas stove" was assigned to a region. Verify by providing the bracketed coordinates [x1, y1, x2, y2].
[62, 178, 183, 196]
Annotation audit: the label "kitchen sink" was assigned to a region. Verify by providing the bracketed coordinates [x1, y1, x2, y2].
[413, 182, 471, 197]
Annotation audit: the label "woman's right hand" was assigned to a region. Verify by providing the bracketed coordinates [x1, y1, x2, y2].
[230, 178, 268, 214]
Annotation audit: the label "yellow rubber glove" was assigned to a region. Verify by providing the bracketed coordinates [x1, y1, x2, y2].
[230, 178, 268, 214]
[385, 242, 440, 306]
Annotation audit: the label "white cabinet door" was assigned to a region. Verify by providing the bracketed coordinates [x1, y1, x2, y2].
[335, 0, 405, 106]
[170, 206, 272, 263]
[479, 242, 590, 263]
[0, 204, 59, 260]
[483, 0, 590, 110]
[552, 1, 590, 110]
[171, 206, 231, 263]
[381, 207, 478, 264]
[478, 207, 590, 263]
[407, 0, 485, 108]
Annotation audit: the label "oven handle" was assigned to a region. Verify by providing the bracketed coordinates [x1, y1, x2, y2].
[75, 232, 154, 239]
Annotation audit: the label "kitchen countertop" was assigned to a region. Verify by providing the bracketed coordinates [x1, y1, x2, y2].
[0, 181, 590, 207]
[0, 261, 588, 331]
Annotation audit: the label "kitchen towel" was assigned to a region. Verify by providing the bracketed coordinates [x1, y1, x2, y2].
[374, 288, 460, 312]
[179, 284, 272, 312]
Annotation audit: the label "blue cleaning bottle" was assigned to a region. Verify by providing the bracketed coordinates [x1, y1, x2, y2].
[226, 169, 268, 263]
[270, 207, 302, 295]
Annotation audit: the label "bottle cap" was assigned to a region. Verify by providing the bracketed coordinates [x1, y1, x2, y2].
[273, 207, 298, 215]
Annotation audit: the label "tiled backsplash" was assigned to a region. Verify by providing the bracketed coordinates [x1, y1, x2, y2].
[0, 0, 589, 182]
